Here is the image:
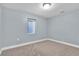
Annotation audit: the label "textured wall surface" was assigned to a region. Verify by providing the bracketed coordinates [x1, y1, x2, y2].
[0, 6, 2, 48]
[1, 6, 79, 48]
[1, 7, 47, 48]
[48, 10, 79, 45]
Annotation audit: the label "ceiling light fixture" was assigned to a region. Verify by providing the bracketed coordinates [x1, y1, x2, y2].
[42, 3, 54, 9]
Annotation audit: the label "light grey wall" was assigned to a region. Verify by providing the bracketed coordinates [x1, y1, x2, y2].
[1, 7, 47, 48]
[48, 10, 79, 45]
[2, 5, 79, 48]
[0, 6, 2, 48]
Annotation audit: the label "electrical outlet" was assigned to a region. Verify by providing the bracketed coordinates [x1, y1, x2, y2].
[17, 38, 20, 41]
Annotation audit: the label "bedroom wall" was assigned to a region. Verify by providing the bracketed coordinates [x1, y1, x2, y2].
[2, 5, 79, 48]
[0, 5, 2, 48]
[1, 7, 47, 48]
[48, 10, 79, 45]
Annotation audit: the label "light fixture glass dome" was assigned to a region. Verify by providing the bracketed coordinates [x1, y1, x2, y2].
[42, 3, 55, 10]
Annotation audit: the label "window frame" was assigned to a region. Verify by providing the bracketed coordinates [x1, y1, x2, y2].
[27, 18, 36, 34]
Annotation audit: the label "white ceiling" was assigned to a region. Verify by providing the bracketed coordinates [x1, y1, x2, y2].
[1, 3, 79, 18]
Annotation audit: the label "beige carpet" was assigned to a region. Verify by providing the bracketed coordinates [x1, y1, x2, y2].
[1, 40, 79, 56]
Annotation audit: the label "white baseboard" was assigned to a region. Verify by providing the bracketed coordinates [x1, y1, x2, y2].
[48, 38, 79, 48]
[1, 38, 79, 55]
[1, 39, 47, 52]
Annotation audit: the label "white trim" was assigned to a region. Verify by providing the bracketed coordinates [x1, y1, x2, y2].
[1, 39, 47, 51]
[48, 38, 79, 48]
[1, 38, 79, 55]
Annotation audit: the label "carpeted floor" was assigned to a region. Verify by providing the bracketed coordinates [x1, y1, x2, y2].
[1, 40, 79, 56]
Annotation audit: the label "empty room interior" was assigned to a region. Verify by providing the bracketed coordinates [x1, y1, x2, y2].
[1, 3, 79, 56]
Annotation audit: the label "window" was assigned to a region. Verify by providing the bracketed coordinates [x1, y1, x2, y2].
[27, 18, 36, 34]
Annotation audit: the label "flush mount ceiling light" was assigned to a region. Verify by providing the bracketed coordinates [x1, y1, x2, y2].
[42, 3, 54, 9]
